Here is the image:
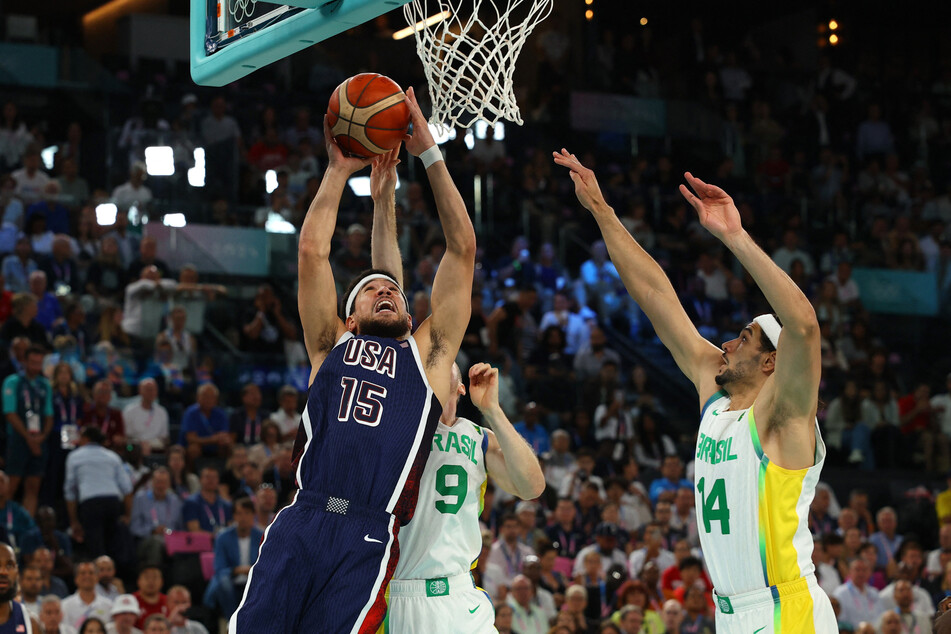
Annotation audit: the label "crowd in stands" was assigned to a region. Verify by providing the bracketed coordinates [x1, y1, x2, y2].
[1, 8, 951, 634]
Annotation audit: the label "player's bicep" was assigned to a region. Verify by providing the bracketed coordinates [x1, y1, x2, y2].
[769, 326, 822, 417]
[426, 250, 473, 360]
[298, 253, 346, 367]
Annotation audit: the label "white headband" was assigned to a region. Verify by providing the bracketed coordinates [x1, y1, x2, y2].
[345, 273, 408, 317]
[753, 314, 782, 350]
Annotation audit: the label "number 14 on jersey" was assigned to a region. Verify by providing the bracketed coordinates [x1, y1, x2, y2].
[697, 476, 731, 535]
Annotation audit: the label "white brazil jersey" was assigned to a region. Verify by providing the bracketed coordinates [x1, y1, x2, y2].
[395, 417, 489, 580]
[695, 390, 825, 597]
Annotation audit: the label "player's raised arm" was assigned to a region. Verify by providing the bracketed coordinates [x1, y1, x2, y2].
[369, 146, 404, 285]
[403, 87, 476, 401]
[470, 363, 545, 500]
[298, 117, 371, 375]
[680, 173, 821, 421]
[553, 149, 722, 401]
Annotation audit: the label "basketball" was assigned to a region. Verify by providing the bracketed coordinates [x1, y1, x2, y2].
[327, 73, 411, 159]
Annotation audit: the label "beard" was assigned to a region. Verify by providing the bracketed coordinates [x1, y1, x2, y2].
[714, 358, 755, 388]
[356, 314, 410, 339]
[0, 580, 18, 603]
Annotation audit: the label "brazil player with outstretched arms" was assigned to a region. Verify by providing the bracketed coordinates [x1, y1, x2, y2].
[231, 87, 475, 634]
[553, 149, 835, 633]
[365, 153, 545, 632]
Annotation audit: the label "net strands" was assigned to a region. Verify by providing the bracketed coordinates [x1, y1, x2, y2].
[404, 0, 553, 131]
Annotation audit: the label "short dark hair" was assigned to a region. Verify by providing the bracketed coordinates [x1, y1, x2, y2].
[80, 427, 105, 444]
[822, 533, 844, 548]
[341, 268, 402, 317]
[234, 497, 255, 514]
[679, 556, 703, 572]
[25, 345, 46, 359]
[500, 513, 519, 526]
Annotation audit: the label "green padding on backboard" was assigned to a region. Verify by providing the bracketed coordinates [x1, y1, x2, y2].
[191, 0, 411, 86]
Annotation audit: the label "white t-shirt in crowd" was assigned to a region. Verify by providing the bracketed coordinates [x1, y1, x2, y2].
[123, 400, 170, 448]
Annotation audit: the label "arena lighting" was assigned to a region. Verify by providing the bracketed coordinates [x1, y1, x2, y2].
[829, 19, 838, 30]
[41, 146, 58, 171]
[264, 213, 296, 234]
[162, 213, 187, 227]
[585, 9, 593, 19]
[392, 10, 451, 40]
[144, 146, 175, 176]
[188, 148, 205, 187]
[640, 17, 648, 25]
[347, 175, 402, 197]
[829, 33, 839, 45]
[472, 120, 505, 141]
[429, 123, 456, 145]
[265, 169, 279, 194]
[95, 203, 117, 226]
[584, 0, 593, 5]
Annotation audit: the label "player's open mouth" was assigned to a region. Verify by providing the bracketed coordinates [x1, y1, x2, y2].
[375, 299, 396, 314]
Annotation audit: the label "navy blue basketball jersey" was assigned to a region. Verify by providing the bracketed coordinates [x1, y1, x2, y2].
[0, 601, 34, 634]
[292, 332, 441, 524]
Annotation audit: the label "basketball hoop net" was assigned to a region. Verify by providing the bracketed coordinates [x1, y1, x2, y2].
[403, 0, 553, 131]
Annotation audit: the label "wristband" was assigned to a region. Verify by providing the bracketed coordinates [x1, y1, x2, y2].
[419, 145, 444, 169]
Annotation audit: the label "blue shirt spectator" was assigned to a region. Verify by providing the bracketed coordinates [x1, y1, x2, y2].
[182, 466, 232, 534]
[178, 384, 231, 458]
[129, 470, 185, 539]
[1, 237, 38, 292]
[648, 455, 693, 505]
[26, 198, 70, 235]
[513, 404, 551, 456]
[63, 433, 133, 504]
[30, 271, 61, 331]
[868, 507, 903, 569]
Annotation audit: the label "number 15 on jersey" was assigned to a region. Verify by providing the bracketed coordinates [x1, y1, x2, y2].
[338, 377, 387, 427]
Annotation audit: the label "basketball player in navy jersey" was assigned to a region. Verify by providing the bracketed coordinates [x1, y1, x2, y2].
[0, 544, 41, 634]
[231, 87, 476, 634]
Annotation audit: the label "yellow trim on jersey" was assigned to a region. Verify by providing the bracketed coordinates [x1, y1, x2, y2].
[776, 577, 816, 633]
[749, 406, 811, 586]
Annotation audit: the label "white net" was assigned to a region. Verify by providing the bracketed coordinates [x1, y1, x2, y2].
[403, 0, 553, 131]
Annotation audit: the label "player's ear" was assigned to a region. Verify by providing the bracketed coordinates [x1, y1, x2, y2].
[345, 314, 357, 332]
[762, 350, 776, 373]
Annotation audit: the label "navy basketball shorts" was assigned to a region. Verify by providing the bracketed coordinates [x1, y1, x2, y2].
[230, 490, 399, 634]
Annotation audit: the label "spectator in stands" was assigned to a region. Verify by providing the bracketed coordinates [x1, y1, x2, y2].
[28, 506, 73, 581]
[126, 237, 169, 281]
[538, 291, 588, 356]
[229, 384, 266, 446]
[2, 237, 38, 293]
[95, 555, 124, 601]
[545, 497, 585, 559]
[180, 383, 232, 462]
[489, 514, 535, 588]
[165, 446, 198, 498]
[81, 380, 125, 449]
[248, 420, 281, 471]
[130, 467, 184, 566]
[44, 236, 81, 298]
[219, 445, 248, 501]
[132, 566, 167, 629]
[487, 286, 539, 365]
[123, 379, 169, 455]
[560, 448, 604, 499]
[57, 157, 89, 210]
[649, 456, 692, 505]
[62, 561, 114, 630]
[577, 240, 625, 319]
[3, 343, 54, 511]
[159, 306, 197, 375]
[268, 385, 300, 442]
[0, 102, 32, 172]
[572, 521, 626, 578]
[825, 378, 874, 468]
[629, 523, 675, 578]
[240, 285, 296, 354]
[39, 595, 73, 634]
[632, 409, 676, 475]
[253, 483, 277, 528]
[165, 585, 207, 634]
[64, 426, 132, 558]
[880, 542, 933, 612]
[122, 267, 176, 343]
[542, 429, 575, 493]
[29, 546, 68, 598]
[680, 585, 715, 633]
[0, 293, 48, 350]
[669, 487, 699, 547]
[85, 237, 129, 306]
[863, 380, 902, 468]
[833, 557, 880, 628]
[856, 103, 895, 160]
[0, 275, 12, 325]
[830, 261, 862, 315]
[203, 497, 262, 619]
[870, 507, 903, 570]
[512, 402, 550, 456]
[26, 181, 69, 237]
[80, 618, 108, 634]
[506, 574, 547, 634]
[573, 326, 621, 383]
[182, 466, 232, 535]
[331, 223, 371, 285]
[246, 127, 288, 175]
[928, 524, 951, 576]
[111, 164, 152, 219]
[0, 470, 35, 554]
[29, 271, 60, 332]
[143, 617, 171, 634]
[901, 382, 949, 471]
[659, 599, 684, 633]
[107, 594, 142, 634]
[11, 144, 50, 205]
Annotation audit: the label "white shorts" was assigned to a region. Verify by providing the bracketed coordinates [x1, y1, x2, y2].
[383, 572, 496, 634]
[712, 573, 837, 633]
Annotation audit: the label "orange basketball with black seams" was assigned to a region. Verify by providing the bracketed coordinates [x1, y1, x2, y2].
[327, 73, 411, 159]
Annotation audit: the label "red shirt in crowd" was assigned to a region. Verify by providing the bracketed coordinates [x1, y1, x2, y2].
[898, 393, 930, 433]
[133, 591, 168, 629]
[81, 405, 125, 447]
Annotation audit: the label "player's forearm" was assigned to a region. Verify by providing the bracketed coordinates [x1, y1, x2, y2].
[300, 166, 349, 259]
[481, 405, 545, 499]
[371, 194, 403, 285]
[724, 230, 818, 333]
[426, 161, 476, 257]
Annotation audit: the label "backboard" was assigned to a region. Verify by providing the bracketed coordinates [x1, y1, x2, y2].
[190, 0, 411, 86]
